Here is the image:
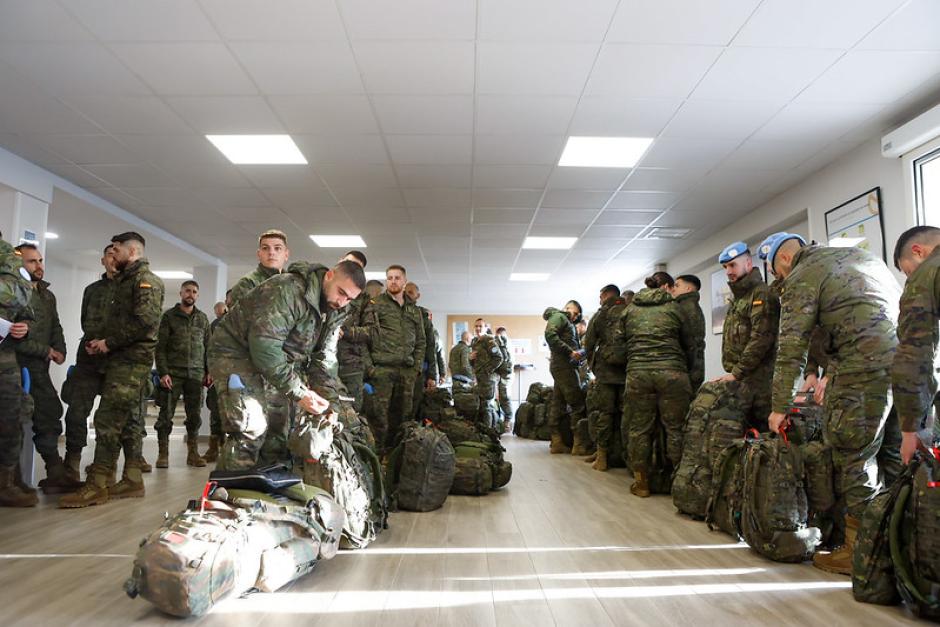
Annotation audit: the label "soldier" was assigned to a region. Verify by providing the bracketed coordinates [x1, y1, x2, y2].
[312, 251, 368, 394]
[672, 274, 706, 392]
[12, 243, 79, 493]
[365, 279, 383, 299]
[208, 260, 365, 470]
[229, 229, 289, 306]
[761, 232, 902, 575]
[204, 300, 227, 463]
[892, 226, 940, 465]
[712, 241, 780, 431]
[470, 318, 503, 429]
[449, 331, 474, 386]
[0, 234, 36, 507]
[363, 265, 425, 455]
[621, 272, 696, 497]
[404, 282, 437, 420]
[337, 255, 375, 412]
[582, 284, 628, 471]
[543, 300, 588, 455]
[60, 232, 165, 508]
[621, 289, 635, 304]
[154, 280, 210, 469]
[494, 327, 514, 428]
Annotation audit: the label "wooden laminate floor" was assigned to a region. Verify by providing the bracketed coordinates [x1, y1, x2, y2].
[0, 435, 922, 626]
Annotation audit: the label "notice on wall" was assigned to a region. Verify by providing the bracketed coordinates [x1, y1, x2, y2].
[824, 187, 885, 263]
[509, 338, 531, 355]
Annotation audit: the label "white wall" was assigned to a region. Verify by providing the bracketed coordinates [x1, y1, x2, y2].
[43, 254, 101, 391]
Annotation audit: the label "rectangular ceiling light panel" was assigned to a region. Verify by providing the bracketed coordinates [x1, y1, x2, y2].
[310, 235, 367, 248]
[522, 236, 577, 249]
[365, 271, 387, 281]
[154, 270, 194, 279]
[206, 134, 307, 164]
[559, 136, 653, 168]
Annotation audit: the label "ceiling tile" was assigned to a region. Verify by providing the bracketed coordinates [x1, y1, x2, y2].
[474, 165, 552, 189]
[65, 96, 192, 135]
[472, 223, 528, 238]
[720, 139, 825, 171]
[752, 102, 885, 143]
[607, 191, 680, 210]
[528, 224, 586, 237]
[474, 135, 566, 165]
[372, 95, 473, 134]
[386, 135, 472, 165]
[547, 167, 628, 191]
[43, 163, 110, 188]
[236, 165, 327, 189]
[230, 42, 364, 94]
[65, 0, 219, 41]
[473, 189, 543, 208]
[109, 43, 257, 95]
[195, 187, 271, 208]
[0, 0, 93, 42]
[594, 210, 662, 226]
[267, 95, 379, 134]
[354, 42, 474, 94]
[473, 208, 535, 224]
[403, 188, 472, 209]
[621, 168, 704, 193]
[607, 0, 760, 45]
[587, 44, 723, 98]
[859, 0, 940, 51]
[316, 164, 398, 189]
[332, 187, 405, 208]
[796, 51, 940, 104]
[165, 96, 284, 133]
[639, 138, 739, 171]
[533, 207, 597, 225]
[199, 0, 347, 41]
[33, 134, 139, 165]
[418, 236, 470, 256]
[341, 0, 476, 41]
[662, 100, 782, 140]
[82, 163, 173, 188]
[582, 225, 644, 240]
[293, 134, 389, 165]
[569, 97, 681, 136]
[476, 95, 578, 135]
[478, 42, 598, 95]
[119, 187, 205, 207]
[396, 165, 472, 188]
[479, 0, 617, 42]
[542, 190, 613, 209]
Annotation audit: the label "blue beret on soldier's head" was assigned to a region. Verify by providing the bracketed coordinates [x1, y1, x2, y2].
[718, 241, 749, 265]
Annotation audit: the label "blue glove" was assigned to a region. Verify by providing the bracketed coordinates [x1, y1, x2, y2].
[363, 382, 375, 395]
[67, 364, 75, 378]
[228, 373, 245, 390]
[21, 367, 31, 393]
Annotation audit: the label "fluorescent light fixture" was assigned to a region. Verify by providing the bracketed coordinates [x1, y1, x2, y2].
[44, 232, 59, 239]
[559, 136, 653, 168]
[510, 273, 550, 281]
[644, 227, 693, 240]
[365, 271, 386, 281]
[523, 236, 577, 250]
[829, 236, 866, 247]
[309, 235, 367, 248]
[206, 134, 307, 165]
[154, 270, 193, 280]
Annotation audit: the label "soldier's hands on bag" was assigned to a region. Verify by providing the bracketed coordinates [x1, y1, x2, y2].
[800, 373, 818, 393]
[298, 389, 330, 415]
[713, 373, 736, 383]
[768, 411, 788, 434]
[813, 376, 828, 405]
[901, 431, 926, 465]
[160, 374, 173, 389]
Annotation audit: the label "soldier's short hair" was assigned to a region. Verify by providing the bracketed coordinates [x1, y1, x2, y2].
[386, 264, 406, 276]
[676, 274, 701, 291]
[181, 280, 199, 289]
[111, 231, 146, 247]
[600, 283, 619, 297]
[345, 250, 367, 267]
[258, 229, 287, 246]
[894, 226, 940, 270]
[495, 326, 507, 334]
[644, 271, 674, 289]
[365, 279, 383, 289]
[15, 243, 38, 253]
[103, 244, 114, 254]
[333, 259, 367, 290]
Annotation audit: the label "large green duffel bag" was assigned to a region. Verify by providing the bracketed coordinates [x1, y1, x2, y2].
[454, 440, 512, 490]
[453, 391, 479, 420]
[451, 457, 492, 496]
[387, 421, 455, 512]
[514, 402, 533, 438]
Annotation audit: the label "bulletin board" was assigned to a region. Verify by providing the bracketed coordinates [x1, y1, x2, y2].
[824, 187, 885, 263]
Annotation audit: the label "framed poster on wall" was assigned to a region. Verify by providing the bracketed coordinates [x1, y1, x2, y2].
[824, 187, 885, 262]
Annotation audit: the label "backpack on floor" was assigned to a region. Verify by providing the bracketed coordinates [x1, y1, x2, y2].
[673, 382, 724, 518]
[514, 402, 533, 437]
[422, 387, 454, 422]
[739, 429, 820, 563]
[802, 440, 840, 546]
[706, 437, 747, 539]
[453, 440, 512, 490]
[451, 457, 492, 495]
[386, 421, 455, 512]
[453, 390, 479, 420]
[526, 382, 547, 404]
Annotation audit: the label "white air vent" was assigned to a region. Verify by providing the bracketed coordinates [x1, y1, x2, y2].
[882, 104, 940, 158]
[644, 227, 692, 240]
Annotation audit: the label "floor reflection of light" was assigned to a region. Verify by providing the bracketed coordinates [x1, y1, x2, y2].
[335, 543, 747, 556]
[0, 553, 131, 559]
[448, 567, 766, 582]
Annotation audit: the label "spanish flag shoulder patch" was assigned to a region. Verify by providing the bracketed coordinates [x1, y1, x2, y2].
[752, 299, 763, 306]
[140, 282, 152, 289]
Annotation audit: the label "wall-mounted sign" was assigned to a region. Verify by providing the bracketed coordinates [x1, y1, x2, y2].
[824, 187, 885, 263]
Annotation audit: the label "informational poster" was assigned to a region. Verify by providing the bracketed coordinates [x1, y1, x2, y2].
[825, 187, 885, 263]
[452, 321, 468, 346]
[509, 338, 531, 355]
[711, 269, 731, 335]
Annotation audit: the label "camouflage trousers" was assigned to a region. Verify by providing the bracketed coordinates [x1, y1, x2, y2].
[823, 370, 902, 519]
[498, 375, 512, 423]
[60, 362, 103, 453]
[23, 363, 64, 463]
[155, 376, 204, 439]
[339, 368, 365, 413]
[738, 375, 773, 432]
[623, 369, 692, 472]
[90, 360, 152, 471]
[549, 364, 586, 436]
[368, 365, 418, 455]
[0, 353, 24, 468]
[475, 373, 501, 430]
[589, 380, 624, 450]
[206, 385, 223, 437]
[411, 368, 427, 421]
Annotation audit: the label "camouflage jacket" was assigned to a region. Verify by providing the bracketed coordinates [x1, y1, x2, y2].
[76, 275, 112, 368]
[583, 296, 628, 384]
[449, 341, 473, 382]
[417, 305, 438, 381]
[155, 303, 210, 380]
[102, 258, 165, 365]
[722, 267, 779, 383]
[495, 334, 513, 377]
[675, 291, 705, 389]
[364, 292, 425, 370]
[15, 279, 66, 369]
[0, 240, 34, 367]
[209, 262, 340, 401]
[337, 290, 374, 376]
[804, 326, 833, 379]
[771, 245, 899, 413]
[228, 263, 281, 307]
[471, 333, 503, 379]
[620, 287, 696, 373]
[893, 246, 940, 432]
[543, 307, 580, 369]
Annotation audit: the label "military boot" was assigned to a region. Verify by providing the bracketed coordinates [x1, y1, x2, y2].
[186, 435, 207, 467]
[630, 469, 651, 498]
[110, 461, 145, 500]
[138, 455, 152, 473]
[570, 432, 590, 456]
[156, 437, 169, 468]
[13, 464, 37, 496]
[812, 515, 859, 576]
[64, 451, 82, 484]
[203, 436, 220, 463]
[549, 433, 571, 455]
[59, 464, 110, 508]
[583, 451, 597, 463]
[592, 448, 609, 472]
[0, 466, 38, 507]
[39, 459, 83, 494]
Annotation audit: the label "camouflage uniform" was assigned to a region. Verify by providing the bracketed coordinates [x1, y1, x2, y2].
[495, 334, 514, 424]
[14, 279, 66, 465]
[543, 307, 586, 442]
[772, 245, 901, 519]
[154, 304, 210, 440]
[722, 267, 780, 430]
[209, 263, 341, 469]
[471, 334, 503, 428]
[228, 263, 281, 308]
[620, 288, 696, 472]
[61, 274, 111, 456]
[582, 296, 628, 451]
[411, 305, 438, 420]
[449, 341, 474, 385]
[674, 291, 706, 392]
[0, 241, 34, 470]
[205, 317, 223, 438]
[363, 292, 425, 453]
[337, 291, 374, 412]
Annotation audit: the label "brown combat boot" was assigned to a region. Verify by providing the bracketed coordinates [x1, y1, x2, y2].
[549, 433, 571, 455]
[138, 455, 152, 473]
[156, 437, 169, 468]
[571, 431, 591, 456]
[39, 458, 83, 494]
[630, 469, 651, 498]
[59, 464, 110, 508]
[812, 515, 859, 575]
[203, 436, 221, 463]
[110, 461, 145, 500]
[64, 451, 82, 483]
[0, 466, 38, 507]
[592, 448, 609, 472]
[186, 435, 207, 467]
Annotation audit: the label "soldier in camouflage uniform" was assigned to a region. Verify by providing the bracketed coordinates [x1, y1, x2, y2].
[404, 282, 438, 420]
[495, 327, 514, 428]
[762, 232, 902, 575]
[12, 243, 80, 494]
[154, 280, 210, 468]
[363, 265, 425, 455]
[543, 301, 588, 455]
[61, 232, 165, 508]
[620, 273, 696, 497]
[582, 284, 628, 471]
[337, 281, 375, 413]
[673, 274, 706, 392]
[470, 318, 503, 430]
[0, 235, 36, 507]
[449, 331, 474, 386]
[208, 260, 365, 470]
[204, 300, 227, 463]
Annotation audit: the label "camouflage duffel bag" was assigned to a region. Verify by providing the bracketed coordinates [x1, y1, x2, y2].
[454, 440, 512, 490]
[539, 386, 554, 405]
[437, 417, 486, 447]
[451, 457, 492, 496]
[422, 387, 454, 422]
[706, 437, 747, 539]
[387, 421, 455, 512]
[513, 402, 533, 437]
[526, 382, 547, 404]
[786, 394, 824, 444]
[453, 391, 479, 420]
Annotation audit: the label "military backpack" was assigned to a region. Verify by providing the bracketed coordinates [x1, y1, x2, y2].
[706, 437, 748, 539]
[386, 421, 455, 512]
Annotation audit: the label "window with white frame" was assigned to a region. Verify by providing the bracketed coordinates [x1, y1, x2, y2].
[915, 146, 940, 225]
